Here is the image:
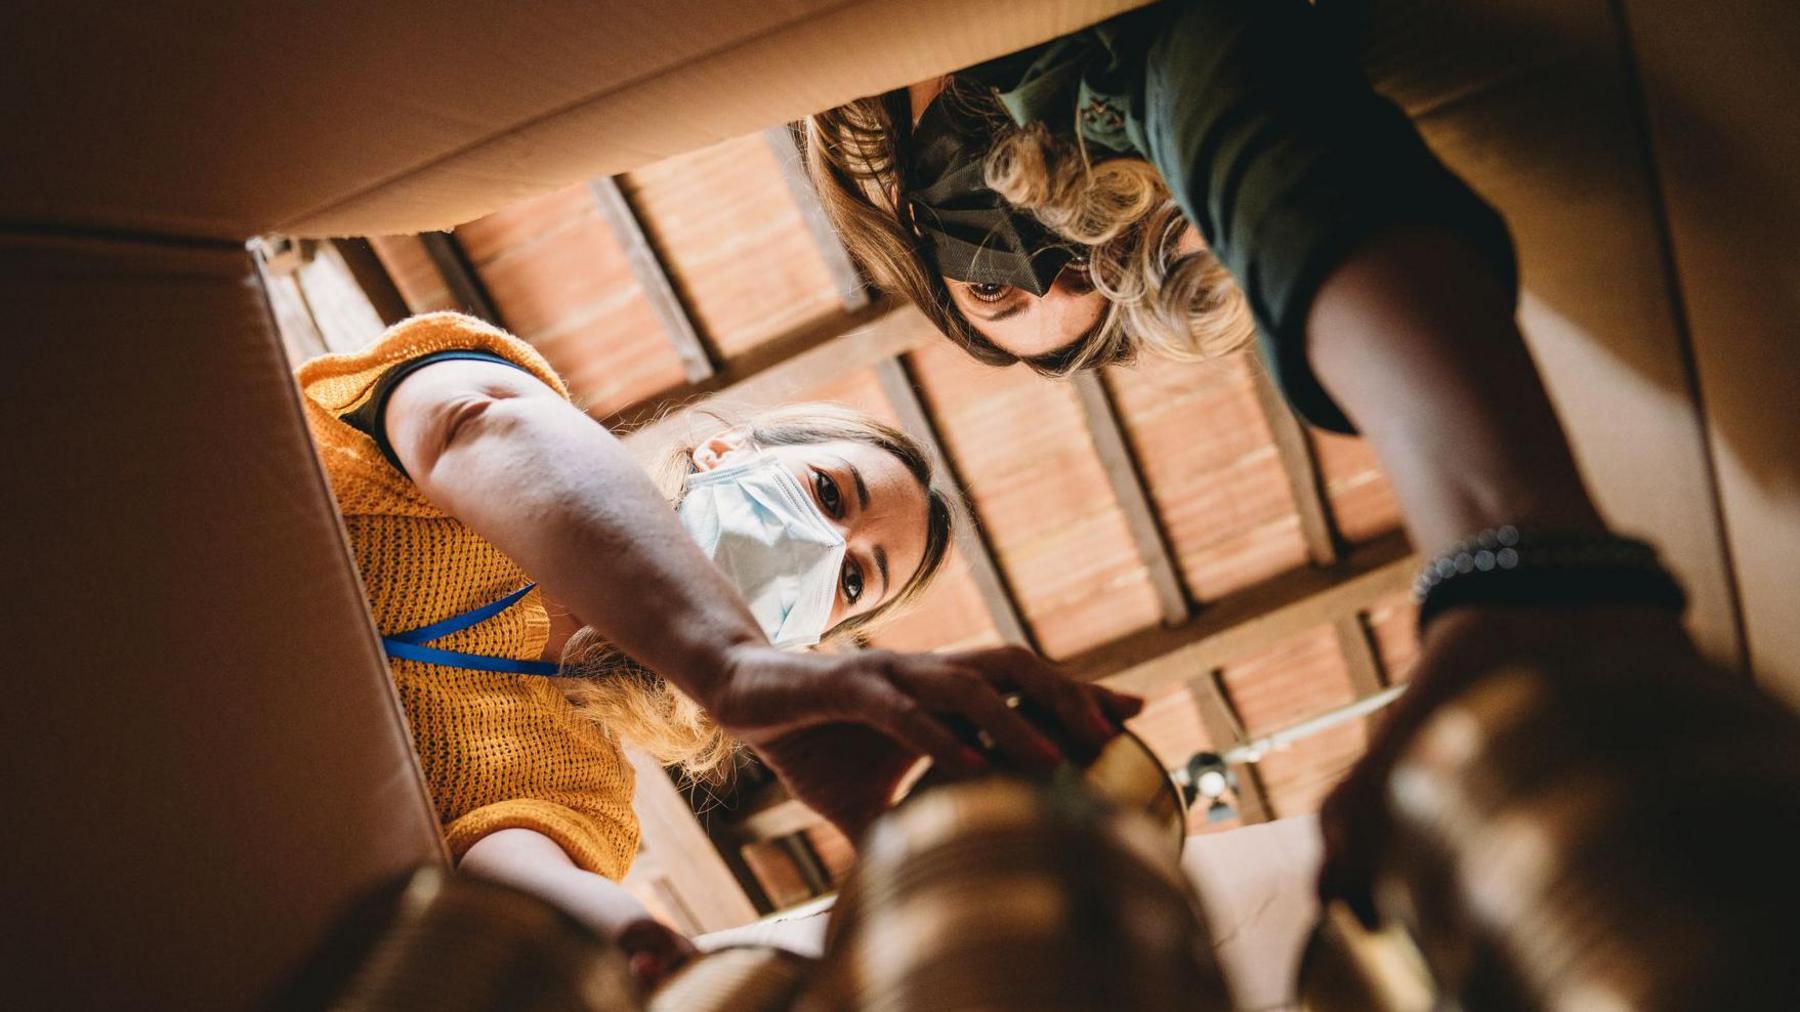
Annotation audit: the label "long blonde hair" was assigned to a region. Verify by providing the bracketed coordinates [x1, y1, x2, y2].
[557, 403, 956, 779]
[801, 83, 1253, 373]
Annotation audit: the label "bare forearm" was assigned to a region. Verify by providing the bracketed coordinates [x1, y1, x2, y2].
[414, 389, 761, 705]
[460, 829, 653, 937]
[1306, 227, 1606, 554]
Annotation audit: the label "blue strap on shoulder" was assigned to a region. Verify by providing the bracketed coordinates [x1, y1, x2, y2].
[381, 583, 562, 677]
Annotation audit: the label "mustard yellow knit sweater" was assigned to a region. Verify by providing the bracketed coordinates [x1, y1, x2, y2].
[298, 313, 639, 879]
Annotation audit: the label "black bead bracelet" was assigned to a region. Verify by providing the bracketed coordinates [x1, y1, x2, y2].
[1413, 526, 1687, 632]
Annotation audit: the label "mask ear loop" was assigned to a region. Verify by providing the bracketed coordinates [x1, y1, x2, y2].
[682, 426, 763, 487]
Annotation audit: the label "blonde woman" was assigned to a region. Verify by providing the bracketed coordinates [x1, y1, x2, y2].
[299, 312, 1138, 983]
[804, 67, 1253, 378]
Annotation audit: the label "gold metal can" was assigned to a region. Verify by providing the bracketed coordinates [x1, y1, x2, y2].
[325, 867, 637, 1012]
[1309, 662, 1800, 1010]
[805, 779, 1228, 1011]
[904, 726, 1188, 857]
[647, 946, 812, 1012]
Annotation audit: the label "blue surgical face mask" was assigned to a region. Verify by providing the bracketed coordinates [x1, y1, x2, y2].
[678, 453, 848, 649]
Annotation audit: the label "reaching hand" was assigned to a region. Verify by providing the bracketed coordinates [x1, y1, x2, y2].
[1316, 605, 1716, 925]
[614, 916, 697, 992]
[710, 643, 1143, 839]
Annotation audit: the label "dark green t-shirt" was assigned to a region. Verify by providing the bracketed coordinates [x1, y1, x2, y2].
[956, 0, 1516, 434]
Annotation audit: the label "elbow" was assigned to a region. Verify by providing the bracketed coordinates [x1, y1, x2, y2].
[403, 390, 518, 493]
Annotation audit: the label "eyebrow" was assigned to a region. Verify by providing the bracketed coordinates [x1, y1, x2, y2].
[837, 456, 890, 600]
[844, 459, 871, 511]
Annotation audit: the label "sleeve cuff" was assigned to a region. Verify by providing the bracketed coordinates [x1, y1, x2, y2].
[445, 798, 638, 881]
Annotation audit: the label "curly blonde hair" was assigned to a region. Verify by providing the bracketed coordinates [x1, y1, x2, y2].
[556, 403, 956, 779]
[801, 82, 1253, 373]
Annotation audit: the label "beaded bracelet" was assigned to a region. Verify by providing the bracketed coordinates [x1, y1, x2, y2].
[1412, 526, 1687, 632]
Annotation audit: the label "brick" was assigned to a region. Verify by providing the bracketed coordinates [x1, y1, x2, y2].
[368, 234, 455, 314]
[1107, 354, 1311, 601]
[624, 134, 841, 358]
[908, 341, 1161, 657]
[1311, 428, 1403, 544]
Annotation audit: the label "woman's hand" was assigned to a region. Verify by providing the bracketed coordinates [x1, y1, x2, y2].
[613, 916, 698, 990]
[712, 643, 1143, 838]
[1316, 605, 1718, 924]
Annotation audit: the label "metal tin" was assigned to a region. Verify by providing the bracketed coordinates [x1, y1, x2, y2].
[649, 946, 812, 1012]
[327, 867, 636, 1012]
[806, 779, 1228, 1011]
[905, 727, 1187, 857]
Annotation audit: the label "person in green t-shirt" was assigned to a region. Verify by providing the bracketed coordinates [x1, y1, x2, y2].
[804, 0, 1725, 956]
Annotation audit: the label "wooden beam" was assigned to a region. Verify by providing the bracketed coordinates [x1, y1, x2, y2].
[329, 238, 411, 327]
[417, 230, 504, 326]
[875, 355, 1035, 648]
[1191, 670, 1274, 823]
[1072, 371, 1190, 626]
[1336, 613, 1389, 698]
[616, 300, 924, 449]
[1250, 359, 1396, 707]
[589, 176, 717, 383]
[733, 789, 819, 845]
[764, 125, 870, 311]
[1064, 530, 1416, 696]
[776, 834, 834, 897]
[1251, 357, 1341, 567]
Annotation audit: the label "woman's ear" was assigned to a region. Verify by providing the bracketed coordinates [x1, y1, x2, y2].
[691, 427, 753, 472]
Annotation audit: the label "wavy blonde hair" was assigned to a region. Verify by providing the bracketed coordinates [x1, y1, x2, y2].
[555, 403, 956, 780]
[801, 82, 1253, 373]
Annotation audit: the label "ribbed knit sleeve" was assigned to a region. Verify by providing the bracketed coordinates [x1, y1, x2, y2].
[446, 794, 641, 881]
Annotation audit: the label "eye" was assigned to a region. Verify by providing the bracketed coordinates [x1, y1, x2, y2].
[813, 469, 844, 518]
[840, 557, 865, 606]
[967, 282, 1010, 303]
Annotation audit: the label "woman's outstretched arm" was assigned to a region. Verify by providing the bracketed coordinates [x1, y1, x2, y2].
[379, 350, 1134, 836]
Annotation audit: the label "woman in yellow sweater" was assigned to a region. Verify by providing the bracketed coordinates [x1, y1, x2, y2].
[299, 312, 1137, 981]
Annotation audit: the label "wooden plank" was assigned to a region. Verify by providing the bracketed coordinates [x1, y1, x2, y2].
[776, 834, 834, 897]
[1072, 370, 1190, 626]
[1190, 671, 1274, 823]
[763, 125, 871, 311]
[589, 176, 718, 383]
[1250, 357, 1341, 567]
[621, 750, 759, 933]
[330, 238, 411, 327]
[612, 299, 915, 444]
[417, 230, 504, 325]
[251, 238, 329, 363]
[1066, 530, 1417, 696]
[875, 355, 1035, 648]
[734, 791, 818, 845]
[293, 241, 388, 352]
[1335, 613, 1389, 698]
